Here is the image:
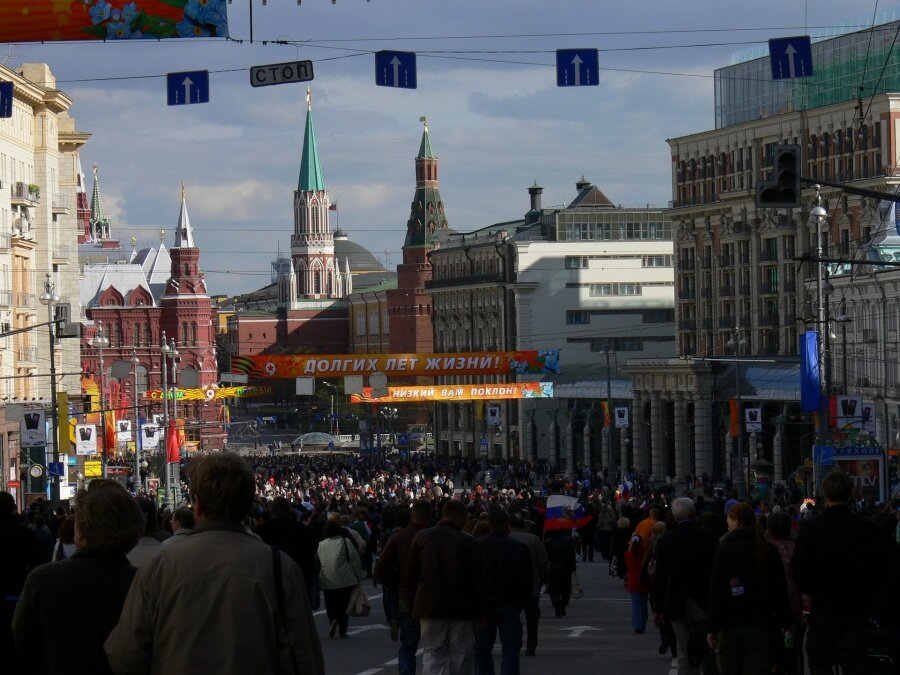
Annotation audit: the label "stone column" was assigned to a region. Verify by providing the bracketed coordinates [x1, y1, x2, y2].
[693, 398, 712, 478]
[565, 417, 575, 477]
[650, 392, 662, 482]
[632, 393, 646, 473]
[583, 417, 592, 472]
[674, 393, 686, 483]
[773, 430, 783, 483]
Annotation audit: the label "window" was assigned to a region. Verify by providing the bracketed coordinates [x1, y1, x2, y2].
[614, 337, 643, 352]
[566, 311, 590, 325]
[618, 284, 642, 295]
[565, 256, 588, 269]
[191, 323, 198, 346]
[589, 284, 613, 296]
[642, 255, 672, 267]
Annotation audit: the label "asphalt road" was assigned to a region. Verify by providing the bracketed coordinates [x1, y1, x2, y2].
[316, 552, 675, 675]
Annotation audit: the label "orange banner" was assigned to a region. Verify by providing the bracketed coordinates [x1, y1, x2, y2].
[232, 350, 561, 379]
[729, 400, 739, 437]
[0, 1, 228, 42]
[350, 382, 554, 403]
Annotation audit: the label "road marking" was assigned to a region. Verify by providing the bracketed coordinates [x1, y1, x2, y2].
[347, 625, 389, 636]
[558, 625, 601, 638]
[317, 593, 380, 617]
[668, 656, 677, 675]
[355, 670, 383, 675]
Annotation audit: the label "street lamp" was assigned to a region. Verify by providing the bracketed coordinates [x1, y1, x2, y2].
[38, 273, 60, 503]
[131, 349, 141, 493]
[90, 320, 110, 479]
[727, 326, 749, 499]
[160, 333, 179, 507]
[321, 381, 337, 436]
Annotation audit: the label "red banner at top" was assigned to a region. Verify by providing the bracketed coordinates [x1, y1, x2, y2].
[231, 350, 561, 379]
[0, 1, 228, 43]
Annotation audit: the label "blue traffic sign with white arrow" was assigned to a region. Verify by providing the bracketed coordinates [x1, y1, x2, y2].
[0, 82, 12, 118]
[556, 49, 599, 87]
[167, 70, 210, 106]
[376, 51, 417, 89]
[769, 36, 814, 80]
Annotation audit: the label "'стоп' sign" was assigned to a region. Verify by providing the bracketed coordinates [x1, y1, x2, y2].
[250, 60, 314, 87]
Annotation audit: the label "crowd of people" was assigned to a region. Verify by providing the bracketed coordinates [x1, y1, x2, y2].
[1, 450, 898, 675]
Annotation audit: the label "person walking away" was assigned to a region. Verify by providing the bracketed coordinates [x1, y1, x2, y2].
[509, 512, 548, 656]
[544, 528, 577, 617]
[791, 471, 888, 675]
[766, 511, 803, 674]
[474, 508, 532, 675]
[318, 515, 363, 638]
[351, 508, 373, 577]
[595, 497, 616, 561]
[706, 503, 790, 675]
[105, 453, 324, 675]
[127, 498, 163, 569]
[576, 501, 597, 562]
[375, 499, 432, 674]
[14, 480, 144, 674]
[609, 517, 631, 579]
[407, 499, 484, 675]
[651, 497, 718, 675]
[256, 497, 318, 604]
[624, 534, 649, 633]
[643, 521, 676, 656]
[162, 506, 195, 547]
[0, 491, 37, 674]
[634, 507, 660, 543]
[51, 515, 76, 561]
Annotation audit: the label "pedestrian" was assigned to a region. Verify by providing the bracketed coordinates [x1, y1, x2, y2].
[766, 510, 803, 675]
[609, 517, 631, 579]
[14, 479, 144, 675]
[374, 499, 432, 674]
[256, 497, 318, 604]
[624, 533, 649, 634]
[407, 499, 484, 675]
[162, 506, 195, 547]
[576, 500, 597, 562]
[595, 496, 616, 561]
[126, 498, 163, 568]
[105, 453, 324, 675]
[642, 521, 675, 656]
[706, 503, 790, 675]
[318, 515, 363, 638]
[651, 497, 718, 675]
[509, 511, 548, 657]
[791, 471, 888, 675]
[544, 528, 577, 617]
[51, 515, 76, 561]
[474, 508, 532, 675]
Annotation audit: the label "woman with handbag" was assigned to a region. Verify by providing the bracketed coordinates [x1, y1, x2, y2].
[317, 516, 363, 638]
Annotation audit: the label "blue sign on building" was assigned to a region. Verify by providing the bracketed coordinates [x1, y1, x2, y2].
[375, 51, 417, 89]
[556, 49, 599, 87]
[167, 70, 210, 106]
[0, 82, 12, 118]
[768, 36, 814, 80]
[813, 445, 833, 466]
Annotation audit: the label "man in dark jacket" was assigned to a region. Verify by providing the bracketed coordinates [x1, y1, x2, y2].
[1, 492, 37, 675]
[256, 497, 318, 602]
[474, 508, 532, 675]
[375, 499, 432, 675]
[408, 499, 484, 675]
[651, 497, 718, 675]
[791, 471, 887, 675]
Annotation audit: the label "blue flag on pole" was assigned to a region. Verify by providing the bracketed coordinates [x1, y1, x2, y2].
[800, 331, 822, 412]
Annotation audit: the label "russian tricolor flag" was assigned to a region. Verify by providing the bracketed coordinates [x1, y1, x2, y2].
[543, 494, 592, 531]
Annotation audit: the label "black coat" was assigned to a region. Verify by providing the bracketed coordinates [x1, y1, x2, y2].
[791, 504, 886, 615]
[255, 516, 318, 599]
[707, 527, 790, 633]
[477, 532, 532, 609]
[651, 520, 718, 619]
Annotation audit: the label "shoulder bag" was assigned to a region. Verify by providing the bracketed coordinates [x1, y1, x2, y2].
[342, 539, 371, 617]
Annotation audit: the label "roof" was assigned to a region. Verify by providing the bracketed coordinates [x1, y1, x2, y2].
[567, 183, 615, 209]
[80, 262, 157, 309]
[418, 123, 436, 159]
[717, 362, 801, 402]
[298, 93, 325, 192]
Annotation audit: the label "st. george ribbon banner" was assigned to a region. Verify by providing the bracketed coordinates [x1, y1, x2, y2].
[145, 385, 273, 401]
[0, 1, 228, 43]
[232, 350, 561, 379]
[350, 382, 554, 403]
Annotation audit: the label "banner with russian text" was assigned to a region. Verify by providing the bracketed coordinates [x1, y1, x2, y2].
[350, 382, 554, 403]
[232, 350, 561, 379]
[145, 385, 273, 401]
[0, 1, 228, 43]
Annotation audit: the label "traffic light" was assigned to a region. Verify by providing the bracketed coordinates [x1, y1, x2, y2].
[755, 144, 801, 209]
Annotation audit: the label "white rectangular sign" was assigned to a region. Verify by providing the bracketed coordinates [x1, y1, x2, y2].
[21, 409, 47, 447]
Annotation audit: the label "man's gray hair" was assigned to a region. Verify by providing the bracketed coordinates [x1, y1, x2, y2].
[671, 497, 695, 523]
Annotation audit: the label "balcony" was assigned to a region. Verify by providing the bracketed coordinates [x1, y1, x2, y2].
[700, 287, 713, 298]
[759, 311, 780, 327]
[678, 319, 697, 331]
[719, 315, 735, 329]
[701, 257, 712, 269]
[759, 281, 779, 294]
[51, 193, 69, 214]
[10, 182, 39, 205]
[425, 273, 504, 290]
[739, 253, 751, 264]
[678, 288, 695, 300]
[15, 292, 35, 308]
[738, 284, 751, 295]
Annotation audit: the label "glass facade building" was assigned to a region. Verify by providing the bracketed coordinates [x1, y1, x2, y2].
[715, 18, 900, 128]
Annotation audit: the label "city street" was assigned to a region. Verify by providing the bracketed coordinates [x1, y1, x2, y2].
[316, 554, 673, 675]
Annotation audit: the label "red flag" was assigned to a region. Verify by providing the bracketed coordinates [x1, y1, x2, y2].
[729, 400, 739, 437]
[104, 411, 117, 457]
[166, 420, 180, 463]
[329, 202, 337, 211]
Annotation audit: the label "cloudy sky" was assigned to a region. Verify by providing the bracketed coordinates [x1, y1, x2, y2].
[4, 0, 889, 295]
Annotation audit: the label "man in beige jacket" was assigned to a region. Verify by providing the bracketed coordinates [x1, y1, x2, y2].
[105, 453, 324, 675]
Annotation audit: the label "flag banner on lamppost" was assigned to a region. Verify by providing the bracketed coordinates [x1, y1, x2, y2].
[104, 411, 117, 457]
[141, 424, 160, 450]
[614, 407, 629, 429]
[116, 419, 132, 444]
[21, 409, 47, 447]
[745, 407, 763, 433]
[75, 424, 97, 456]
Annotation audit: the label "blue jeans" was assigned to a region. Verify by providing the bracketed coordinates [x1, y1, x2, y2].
[398, 611, 421, 675]
[475, 605, 522, 675]
[631, 591, 648, 633]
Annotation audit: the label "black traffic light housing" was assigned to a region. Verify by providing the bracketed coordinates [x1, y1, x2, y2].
[755, 144, 801, 209]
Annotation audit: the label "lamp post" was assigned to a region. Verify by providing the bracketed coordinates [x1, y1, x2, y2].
[131, 349, 141, 493]
[159, 331, 171, 507]
[322, 381, 336, 436]
[90, 320, 110, 479]
[808, 188, 829, 493]
[161, 335, 179, 507]
[727, 326, 748, 499]
[38, 273, 60, 503]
